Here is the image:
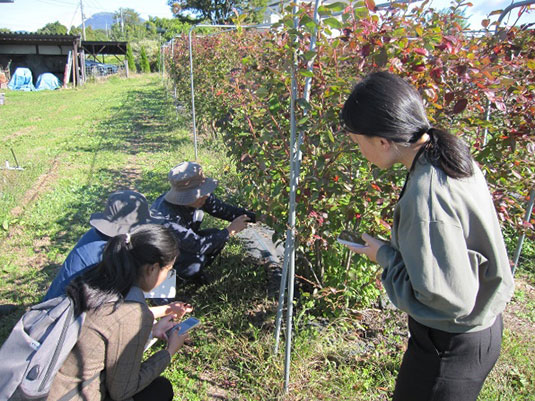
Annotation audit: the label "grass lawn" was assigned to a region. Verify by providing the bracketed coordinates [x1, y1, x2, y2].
[0, 74, 534, 400]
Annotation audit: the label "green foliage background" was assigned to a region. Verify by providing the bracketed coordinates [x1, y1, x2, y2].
[166, 1, 535, 311]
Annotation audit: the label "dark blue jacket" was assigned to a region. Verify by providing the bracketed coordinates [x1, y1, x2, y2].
[43, 228, 109, 301]
[151, 193, 255, 255]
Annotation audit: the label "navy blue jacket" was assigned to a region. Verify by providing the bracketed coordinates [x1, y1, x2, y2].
[43, 228, 109, 301]
[151, 193, 255, 255]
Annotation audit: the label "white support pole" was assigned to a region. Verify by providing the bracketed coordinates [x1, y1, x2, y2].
[188, 27, 199, 160]
[512, 189, 535, 275]
[282, 5, 300, 393]
[273, 0, 321, 394]
[273, 230, 292, 354]
[274, 0, 321, 351]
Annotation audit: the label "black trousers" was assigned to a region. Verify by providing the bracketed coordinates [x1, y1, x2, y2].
[393, 315, 502, 401]
[174, 228, 226, 278]
[133, 376, 173, 401]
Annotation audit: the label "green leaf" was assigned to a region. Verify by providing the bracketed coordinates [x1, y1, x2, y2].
[300, 14, 314, 27]
[299, 69, 314, 77]
[303, 50, 317, 62]
[323, 17, 343, 30]
[325, 2, 347, 12]
[256, 87, 269, 98]
[298, 116, 309, 125]
[1, 220, 8, 231]
[317, 6, 332, 16]
[327, 130, 335, 143]
[354, 6, 370, 19]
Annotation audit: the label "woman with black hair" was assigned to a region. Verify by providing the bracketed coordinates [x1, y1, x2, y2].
[48, 224, 190, 401]
[340, 71, 514, 401]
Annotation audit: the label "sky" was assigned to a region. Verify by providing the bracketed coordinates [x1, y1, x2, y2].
[0, 0, 174, 32]
[0, 0, 533, 32]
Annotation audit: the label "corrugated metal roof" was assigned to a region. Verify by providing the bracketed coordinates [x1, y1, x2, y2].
[0, 33, 128, 55]
[0, 32, 81, 46]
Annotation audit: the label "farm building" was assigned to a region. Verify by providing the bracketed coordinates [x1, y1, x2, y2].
[0, 32, 127, 88]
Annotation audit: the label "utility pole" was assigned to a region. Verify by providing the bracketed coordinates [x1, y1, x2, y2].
[120, 8, 124, 35]
[80, 0, 86, 40]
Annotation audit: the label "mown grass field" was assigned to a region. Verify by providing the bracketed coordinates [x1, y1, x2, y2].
[0, 74, 534, 400]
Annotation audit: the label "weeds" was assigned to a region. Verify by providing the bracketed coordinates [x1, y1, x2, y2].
[0, 75, 534, 400]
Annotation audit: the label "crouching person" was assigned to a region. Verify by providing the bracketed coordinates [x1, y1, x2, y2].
[47, 225, 190, 401]
[152, 162, 255, 284]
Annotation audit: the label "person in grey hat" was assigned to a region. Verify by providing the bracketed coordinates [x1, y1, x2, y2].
[44, 191, 164, 301]
[152, 161, 256, 284]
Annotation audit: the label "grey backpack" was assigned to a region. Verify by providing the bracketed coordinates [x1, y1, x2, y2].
[0, 296, 87, 401]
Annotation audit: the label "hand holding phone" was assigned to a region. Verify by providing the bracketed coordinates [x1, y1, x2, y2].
[337, 230, 366, 249]
[165, 316, 200, 338]
[166, 317, 200, 355]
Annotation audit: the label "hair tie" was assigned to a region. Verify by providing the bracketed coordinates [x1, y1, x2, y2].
[125, 233, 131, 245]
[408, 127, 431, 143]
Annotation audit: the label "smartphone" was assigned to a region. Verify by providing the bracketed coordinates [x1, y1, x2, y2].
[166, 317, 200, 338]
[337, 230, 366, 249]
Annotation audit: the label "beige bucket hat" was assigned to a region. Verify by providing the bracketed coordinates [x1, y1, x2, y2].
[163, 162, 218, 206]
[90, 190, 166, 237]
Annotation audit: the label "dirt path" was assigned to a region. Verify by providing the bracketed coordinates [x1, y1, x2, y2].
[9, 158, 59, 218]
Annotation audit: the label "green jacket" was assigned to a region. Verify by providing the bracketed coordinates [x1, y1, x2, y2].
[377, 158, 514, 333]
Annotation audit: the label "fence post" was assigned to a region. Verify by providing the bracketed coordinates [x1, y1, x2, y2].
[188, 27, 199, 160]
[512, 189, 535, 275]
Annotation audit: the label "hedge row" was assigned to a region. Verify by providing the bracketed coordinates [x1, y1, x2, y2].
[165, 1, 535, 310]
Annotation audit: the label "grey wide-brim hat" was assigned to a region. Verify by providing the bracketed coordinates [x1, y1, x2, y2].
[164, 161, 218, 206]
[90, 190, 166, 237]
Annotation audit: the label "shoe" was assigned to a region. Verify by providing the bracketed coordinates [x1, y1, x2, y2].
[150, 298, 172, 306]
[179, 272, 211, 286]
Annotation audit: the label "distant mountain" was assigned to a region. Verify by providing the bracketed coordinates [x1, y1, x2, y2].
[81, 11, 146, 31]
[81, 12, 114, 30]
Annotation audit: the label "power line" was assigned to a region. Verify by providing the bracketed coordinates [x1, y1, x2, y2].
[68, 2, 80, 28]
[34, 0, 78, 6]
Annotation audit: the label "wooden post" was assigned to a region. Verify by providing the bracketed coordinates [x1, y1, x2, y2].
[124, 59, 129, 78]
[72, 41, 78, 87]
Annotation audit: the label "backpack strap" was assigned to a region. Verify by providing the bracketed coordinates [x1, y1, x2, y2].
[56, 371, 100, 401]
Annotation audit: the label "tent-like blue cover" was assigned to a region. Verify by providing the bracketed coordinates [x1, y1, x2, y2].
[8, 67, 36, 91]
[36, 73, 61, 91]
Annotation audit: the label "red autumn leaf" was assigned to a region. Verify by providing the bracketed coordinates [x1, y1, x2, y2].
[445, 92, 455, 104]
[364, 0, 376, 11]
[413, 48, 428, 56]
[453, 98, 468, 114]
[430, 68, 442, 82]
[412, 64, 426, 72]
[522, 221, 534, 229]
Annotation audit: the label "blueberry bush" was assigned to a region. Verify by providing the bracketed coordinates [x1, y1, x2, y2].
[164, 0, 535, 312]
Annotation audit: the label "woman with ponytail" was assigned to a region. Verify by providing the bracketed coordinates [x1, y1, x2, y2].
[48, 224, 189, 401]
[340, 72, 514, 401]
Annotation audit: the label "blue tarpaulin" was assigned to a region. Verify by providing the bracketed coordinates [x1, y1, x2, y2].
[8, 67, 35, 91]
[36, 73, 61, 91]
